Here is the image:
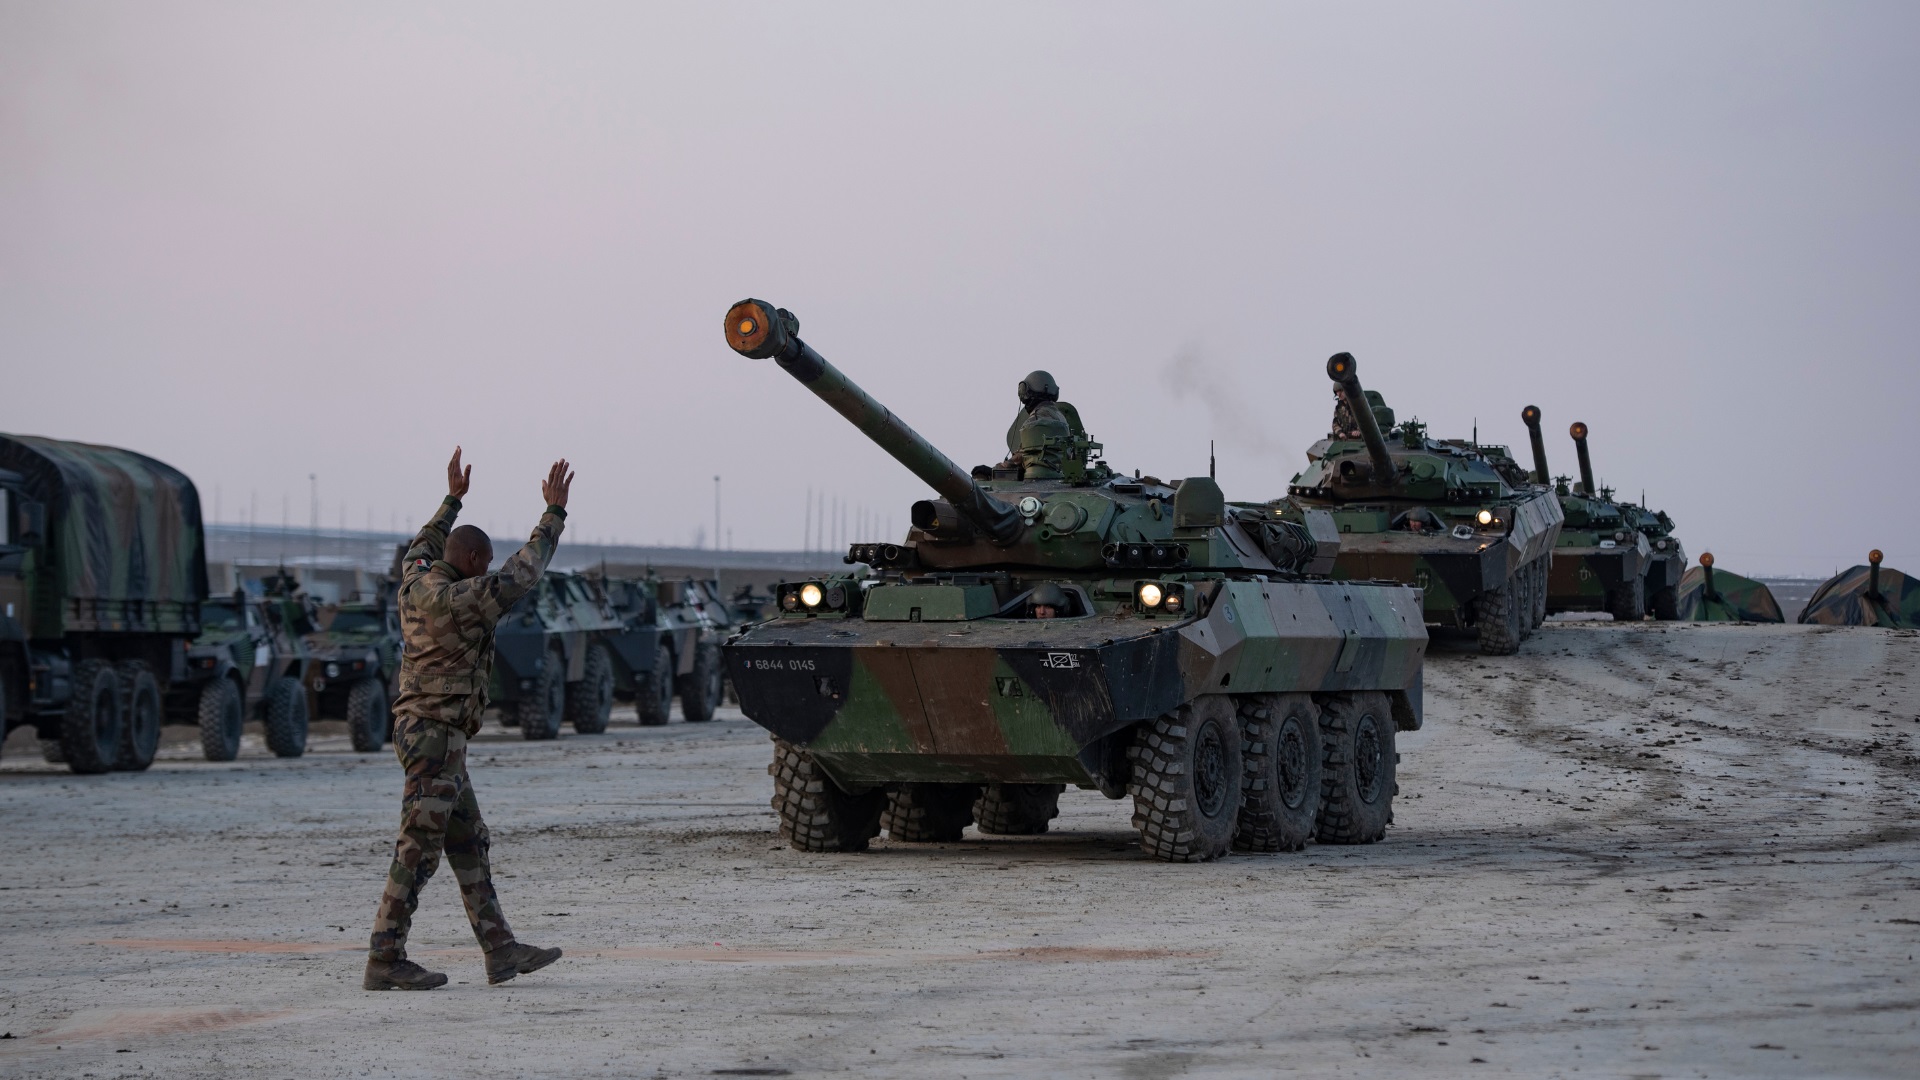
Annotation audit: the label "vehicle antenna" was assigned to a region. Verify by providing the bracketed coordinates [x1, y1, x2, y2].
[1209, 439, 1216, 480]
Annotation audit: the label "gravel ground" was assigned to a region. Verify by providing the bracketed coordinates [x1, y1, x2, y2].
[1, 622, 1916, 1078]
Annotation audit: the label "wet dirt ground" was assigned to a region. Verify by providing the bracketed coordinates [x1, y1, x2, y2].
[1, 622, 1916, 1078]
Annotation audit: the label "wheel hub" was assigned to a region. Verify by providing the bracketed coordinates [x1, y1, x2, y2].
[1193, 722, 1228, 818]
[1277, 717, 1309, 810]
[1355, 714, 1382, 803]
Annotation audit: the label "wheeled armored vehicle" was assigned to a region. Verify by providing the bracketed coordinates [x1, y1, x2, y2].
[306, 589, 401, 752]
[720, 301, 1429, 862]
[492, 570, 628, 739]
[168, 583, 318, 761]
[1519, 410, 1653, 621]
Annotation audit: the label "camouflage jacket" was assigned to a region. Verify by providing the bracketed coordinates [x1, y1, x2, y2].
[392, 496, 566, 735]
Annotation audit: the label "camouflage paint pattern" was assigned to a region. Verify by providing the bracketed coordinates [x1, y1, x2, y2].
[491, 571, 623, 703]
[392, 497, 565, 736]
[1675, 563, 1785, 623]
[367, 717, 513, 962]
[1544, 502, 1652, 613]
[1619, 501, 1686, 593]
[0, 433, 207, 637]
[1797, 561, 1919, 629]
[1323, 491, 1561, 621]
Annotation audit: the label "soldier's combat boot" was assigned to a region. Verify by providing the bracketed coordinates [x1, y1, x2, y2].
[486, 941, 563, 986]
[363, 958, 449, 991]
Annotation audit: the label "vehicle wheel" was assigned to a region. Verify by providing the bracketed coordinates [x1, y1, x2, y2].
[769, 737, 884, 852]
[1474, 578, 1523, 655]
[1315, 691, 1396, 845]
[1234, 693, 1323, 853]
[347, 679, 389, 752]
[1532, 558, 1549, 628]
[566, 643, 614, 734]
[61, 659, 123, 774]
[1609, 575, 1647, 622]
[1127, 695, 1243, 862]
[113, 661, 163, 771]
[197, 677, 244, 762]
[263, 676, 309, 758]
[1651, 581, 1680, 621]
[635, 642, 674, 726]
[972, 783, 1064, 835]
[40, 740, 66, 763]
[883, 782, 981, 842]
[519, 645, 566, 740]
[679, 640, 723, 723]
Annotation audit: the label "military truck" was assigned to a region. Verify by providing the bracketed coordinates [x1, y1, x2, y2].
[492, 570, 629, 739]
[165, 586, 318, 761]
[720, 301, 1428, 863]
[1282, 359, 1562, 655]
[1519, 410, 1653, 621]
[0, 434, 207, 774]
[306, 588, 401, 752]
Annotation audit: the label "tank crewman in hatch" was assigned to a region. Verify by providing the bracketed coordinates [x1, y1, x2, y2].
[1002, 370, 1089, 477]
[363, 448, 573, 992]
[1029, 582, 1069, 619]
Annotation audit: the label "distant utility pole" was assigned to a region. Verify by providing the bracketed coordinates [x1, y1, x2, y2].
[802, 486, 812, 553]
[713, 475, 722, 552]
[309, 473, 318, 571]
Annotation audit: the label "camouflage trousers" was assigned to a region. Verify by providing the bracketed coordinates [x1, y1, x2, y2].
[367, 716, 513, 962]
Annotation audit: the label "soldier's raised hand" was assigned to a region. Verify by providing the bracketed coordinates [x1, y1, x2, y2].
[543, 459, 573, 509]
[448, 447, 472, 500]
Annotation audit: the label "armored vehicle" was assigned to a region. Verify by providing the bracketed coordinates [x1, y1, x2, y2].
[1618, 500, 1686, 619]
[0, 434, 207, 774]
[1283, 360, 1561, 655]
[653, 575, 728, 724]
[1677, 552, 1785, 623]
[492, 570, 628, 739]
[1799, 550, 1918, 628]
[166, 586, 318, 761]
[1519, 410, 1653, 621]
[306, 590, 401, 752]
[720, 301, 1428, 863]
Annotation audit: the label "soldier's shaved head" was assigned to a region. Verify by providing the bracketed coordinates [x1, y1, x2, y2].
[445, 525, 493, 577]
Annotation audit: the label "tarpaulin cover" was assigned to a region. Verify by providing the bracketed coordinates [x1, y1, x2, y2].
[1797, 563, 1918, 629]
[1675, 565, 1784, 623]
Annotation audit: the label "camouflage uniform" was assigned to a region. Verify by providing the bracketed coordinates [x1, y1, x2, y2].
[367, 495, 565, 964]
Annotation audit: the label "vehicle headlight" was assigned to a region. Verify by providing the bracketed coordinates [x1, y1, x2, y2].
[1477, 509, 1494, 526]
[780, 590, 800, 612]
[800, 583, 824, 608]
[325, 662, 340, 679]
[1615, 530, 1629, 542]
[1138, 582, 1164, 608]
[1164, 590, 1184, 613]
[1655, 538, 1669, 550]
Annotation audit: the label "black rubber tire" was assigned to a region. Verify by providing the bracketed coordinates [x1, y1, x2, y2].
[883, 783, 981, 842]
[1234, 693, 1323, 853]
[1609, 574, 1647, 623]
[262, 676, 309, 758]
[566, 642, 614, 734]
[1315, 691, 1396, 845]
[40, 739, 67, 764]
[61, 659, 122, 775]
[197, 677, 244, 762]
[972, 784, 1064, 835]
[1475, 578, 1523, 655]
[113, 661, 163, 772]
[1127, 696, 1244, 862]
[1531, 558, 1549, 628]
[347, 679, 389, 752]
[1651, 581, 1680, 622]
[635, 642, 674, 726]
[518, 645, 566, 740]
[679, 639, 723, 724]
[769, 738, 885, 852]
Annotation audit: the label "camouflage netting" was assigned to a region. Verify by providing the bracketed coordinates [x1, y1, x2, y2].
[1675, 564, 1784, 623]
[0, 434, 208, 630]
[1797, 563, 1919, 629]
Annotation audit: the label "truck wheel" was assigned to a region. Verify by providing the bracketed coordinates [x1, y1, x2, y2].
[769, 738, 884, 852]
[1651, 581, 1680, 621]
[518, 645, 566, 740]
[635, 642, 674, 726]
[61, 659, 123, 774]
[566, 643, 613, 734]
[1128, 695, 1243, 862]
[1474, 578, 1523, 655]
[679, 640, 723, 723]
[1234, 693, 1322, 853]
[348, 679, 389, 752]
[1532, 558, 1549, 628]
[263, 676, 309, 758]
[972, 784, 1064, 835]
[1609, 575, 1647, 622]
[197, 677, 244, 761]
[113, 661, 163, 772]
[884, 783, 981, 842]
[1315, 691, 1395, 845]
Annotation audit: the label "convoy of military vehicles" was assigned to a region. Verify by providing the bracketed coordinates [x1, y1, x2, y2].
[1, 306, 1907, 863]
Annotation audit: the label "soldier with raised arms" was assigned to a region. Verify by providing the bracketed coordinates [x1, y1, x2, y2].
[363, 448, 573, 991]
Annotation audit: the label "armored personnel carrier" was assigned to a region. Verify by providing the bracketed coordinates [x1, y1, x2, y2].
[1282, 359, 1561, 655]
[1617, 501, 1685, 620]
[492, 570, 627, 739]
[306, 590, 401, 752]
[720, 301, 1428, 863]
[167, 584, 317, 761]
[1519, 410, 1652, 621]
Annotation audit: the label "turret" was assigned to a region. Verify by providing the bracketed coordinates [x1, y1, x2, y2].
[1569, 421, 1597, 498]
[1327, 353, 1395, 485]
[724, 299, 1022, 544]
[1520, 405, 1550, 485]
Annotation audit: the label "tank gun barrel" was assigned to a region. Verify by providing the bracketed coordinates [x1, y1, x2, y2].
[1569, 421, 1597, 497]
[1520, 405, 1550, 485]
[724, 299, 1022, 544]
[1326, 353, 1396, 484]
